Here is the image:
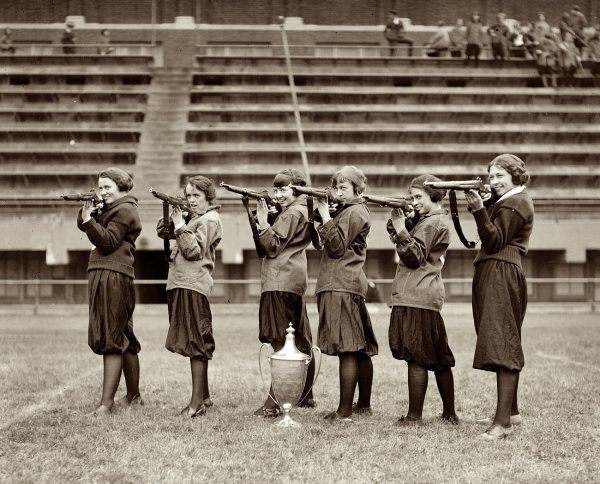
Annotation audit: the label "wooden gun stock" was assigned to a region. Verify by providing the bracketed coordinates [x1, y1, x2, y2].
[149, 188, 192, 212]
[363, 194, 413, 211]
[423, 178, 490, 193]
[60, 190, 103, 205]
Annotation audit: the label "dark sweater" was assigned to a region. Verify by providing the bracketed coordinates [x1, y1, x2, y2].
[77, 195, 142, 278]
[472, 190, 534, 268]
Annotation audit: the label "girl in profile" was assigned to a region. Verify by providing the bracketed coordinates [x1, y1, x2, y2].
[78, 167, 143, 415]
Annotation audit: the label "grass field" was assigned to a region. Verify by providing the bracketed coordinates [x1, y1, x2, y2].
[1, 305, 599, 483]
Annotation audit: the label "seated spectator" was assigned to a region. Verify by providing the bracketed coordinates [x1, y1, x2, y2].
[465, 12, 484, 67]
[536, 33, 559, 87]
[97, 29, 115, 55]
[588, 25, 600, 84]
[449, 18, 466, 58]
[558, 32, 583, 86]
[488, 13, 510, 66]
[533, 12, 551, 43]
[384, 10, 414, 56]
[425, 21, 450, 57]
[510, 22, 538, 58]
[0, 26, 15, 54]
[61, 23, 76, 54]
[568, 5, 588, 55]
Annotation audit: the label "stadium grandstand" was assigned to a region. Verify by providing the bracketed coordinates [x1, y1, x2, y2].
[0, 0, 599, 307]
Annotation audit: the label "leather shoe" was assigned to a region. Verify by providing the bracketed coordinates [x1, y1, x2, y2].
[88, 404, 112, 416]
[394, 415, 422, 426]
[323, 411, 353, 422]
[253, 405, 282, 418]
[352, 403, 373, 416]
[480, 424, 513, 440]
[476, 414, 522, 426]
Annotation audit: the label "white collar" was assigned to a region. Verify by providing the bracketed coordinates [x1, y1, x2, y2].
[496, 185, 525, 204]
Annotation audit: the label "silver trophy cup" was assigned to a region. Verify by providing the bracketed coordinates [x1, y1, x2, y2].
[259, 323, 321, 427]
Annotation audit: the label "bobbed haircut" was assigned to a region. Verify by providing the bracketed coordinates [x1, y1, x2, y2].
[273, 168, 307, 187]
[98, 167, 134, 192]
[185, 175, 216, 202]
[488, 153, 530, 186]
[409, 174, 446, 202]
[330, 165, 367, 195]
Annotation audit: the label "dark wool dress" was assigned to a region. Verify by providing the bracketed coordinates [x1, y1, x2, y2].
[166, 288, 215, 359]
[88, 269, 140, 355]
[259, 291, 313, 354]
[472, 259, 527, 371]
[389, 306, 455, 371]
[317, 291, 378, 356]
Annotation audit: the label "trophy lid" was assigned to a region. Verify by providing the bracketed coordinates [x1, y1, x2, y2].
[271, 323, 311, 361]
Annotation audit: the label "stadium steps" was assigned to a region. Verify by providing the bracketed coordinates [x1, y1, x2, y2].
[135, 68, 192, 203]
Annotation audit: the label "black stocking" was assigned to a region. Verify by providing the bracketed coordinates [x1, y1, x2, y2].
[122, 350, 140, 400]
[338, 353, 359, 417]
[511, 372, 520, 416]
[434, 367, 457, 419]
[101, 353, 123, 407]
[190, 357, 207, 411]
[493, 369, 519, 426]
[301, 357, 316, 401]
[407, 362, 428, 419]
[356, 353, 373, 409]
[203, 363, 210, 402]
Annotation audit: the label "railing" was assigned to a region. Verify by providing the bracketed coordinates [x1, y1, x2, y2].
[1, 278, 599, 314]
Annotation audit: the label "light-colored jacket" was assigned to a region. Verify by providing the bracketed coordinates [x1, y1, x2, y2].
[390, 208, 449, 312]
[158, 208, 222, 296]
[258, 197, 311, 296]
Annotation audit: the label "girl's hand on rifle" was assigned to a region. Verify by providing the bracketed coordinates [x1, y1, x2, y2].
[391, 208, 406, 233]
[81, 199, 97, 222]
[171, 205, 184, 227]
[481, 188, 492, 204]
[256, 198, 270, 229]
[315, 197, 331, 223]
[465, 189, 484, 212]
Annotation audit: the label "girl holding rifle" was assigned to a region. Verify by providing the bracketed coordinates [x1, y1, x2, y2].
[253, 168, 316, 417]
[387, 175, 458, 426]
[77, 167, 143, 415]
[314, 166, 378, 422]
[464, 154, 534, 440]
[157, 176, 222, 417]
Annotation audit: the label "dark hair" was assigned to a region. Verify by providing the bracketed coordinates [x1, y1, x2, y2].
[98, 167, 133, 192]
[330, 165, 367, 195]
[389, 10, 397, 15]
[272, 168, 307, 187]
[488, 154, 530, 186]
[185, 175, 216, 202]
[409, 174, 446, 202]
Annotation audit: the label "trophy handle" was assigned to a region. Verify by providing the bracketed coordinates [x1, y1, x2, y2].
[258, 343, 279, 404]
[299, 345, 322, 404]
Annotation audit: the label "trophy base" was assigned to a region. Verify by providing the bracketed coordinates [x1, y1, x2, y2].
[275, 403, 301, 427]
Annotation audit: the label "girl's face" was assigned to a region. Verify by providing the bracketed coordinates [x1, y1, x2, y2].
[409, 187, 435, 216]
[185, 184, 208, 214]
[98, 177, 126, 204]
[273, 185, 296, 208]
[334, 181, 356, 203]
[488, 165, 517, 197]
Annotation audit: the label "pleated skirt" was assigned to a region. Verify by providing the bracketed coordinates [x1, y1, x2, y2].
[259, 291, 313, 354]
[388, 306, 455, 371]
[166, 288, 215, 359]
[317, 291, 379, 356]
[472, 259, 527, 372]
[88, 269, 140, 355]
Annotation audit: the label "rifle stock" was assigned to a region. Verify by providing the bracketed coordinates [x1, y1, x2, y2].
[289, 184, 331, 200]
[149, 188, 192, 212]
[363, 193, 412, 211]
[423, 178, 490, 193]
[220, 182, 281, 211]
[60, 190, 103, 205]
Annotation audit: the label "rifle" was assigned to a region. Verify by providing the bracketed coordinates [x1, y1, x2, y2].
[289, 185, 332, 200]
[149, 187, 192, 212]
[220, 182, 281, 211]
[422, 178, 489, 249]
[60, 190, 103, 205]
[363, 193, 413, 212]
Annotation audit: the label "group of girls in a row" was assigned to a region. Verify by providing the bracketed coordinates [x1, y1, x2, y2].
[77, 153, 534, 441]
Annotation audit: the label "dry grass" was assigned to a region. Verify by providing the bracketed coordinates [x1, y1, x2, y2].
[1, 305, 599, 483]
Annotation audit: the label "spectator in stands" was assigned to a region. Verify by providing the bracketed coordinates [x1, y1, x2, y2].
[61, 23, 76, 54]
[0, 27, 15, 54]
[465, 12, 485, 67]
[384, 10, 413, 57]
[488, 13, 510, 66]
[449, 18, 466, 58]
[509, 22, 537, 59]
[77, 167, 143, 415]
[558, 32, 583, 86]
[588, 26, 600, 85]
[568, 5, 588, 55]
[252, 168, 316, 417]
[97, 28, 115, 55]
[425, 21, 451, 57]
[522, 22, 539, 58]
[533, 12, 551, 43]
[156, 176, 222, 418]
[465, 154, 534, 441]
[536, 32, 559, 87]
